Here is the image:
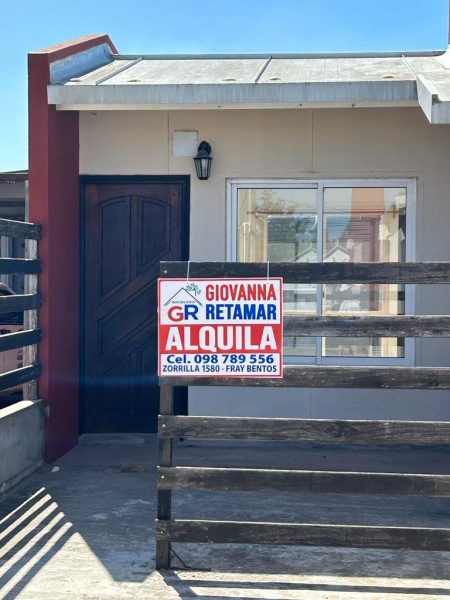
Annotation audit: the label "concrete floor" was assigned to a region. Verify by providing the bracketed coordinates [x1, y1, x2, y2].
[0, 434, 449, 599]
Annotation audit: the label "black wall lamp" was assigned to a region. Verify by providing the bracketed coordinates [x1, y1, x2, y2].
[193, 141, 213, 180]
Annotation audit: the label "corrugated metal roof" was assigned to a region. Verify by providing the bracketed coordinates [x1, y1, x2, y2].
[47, 48, 450, 124]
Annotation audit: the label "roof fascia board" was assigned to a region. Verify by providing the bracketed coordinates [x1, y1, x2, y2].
[416, 74, 450, 124]
[55, 101, 419, 111]
[416, 74, 440, 122]
[48, 80, 417, 107]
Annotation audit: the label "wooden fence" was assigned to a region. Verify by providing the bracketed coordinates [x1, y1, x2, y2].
[156, 261, 450, 569]
[0, 218, 41, 401]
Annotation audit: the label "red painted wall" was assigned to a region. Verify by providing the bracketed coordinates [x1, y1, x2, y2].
[28, 34, 117, 462]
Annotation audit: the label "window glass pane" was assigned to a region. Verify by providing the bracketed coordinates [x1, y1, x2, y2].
[237, 188, 317, 356]
[237, 189, 318, 262]
[322, 187, 406, 358]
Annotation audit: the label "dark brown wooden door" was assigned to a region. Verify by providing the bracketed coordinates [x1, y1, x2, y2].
[82, 179, 189, 432]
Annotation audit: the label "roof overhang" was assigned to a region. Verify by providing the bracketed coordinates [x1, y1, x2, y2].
[46, 48, 450, 123]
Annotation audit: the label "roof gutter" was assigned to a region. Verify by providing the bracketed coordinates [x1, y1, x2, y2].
[111, 50, 447, 61]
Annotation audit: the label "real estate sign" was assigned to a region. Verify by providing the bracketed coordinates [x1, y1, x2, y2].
[158, 278, 283, 377]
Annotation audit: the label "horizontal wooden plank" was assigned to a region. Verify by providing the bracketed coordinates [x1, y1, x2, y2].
[284, 314, 450, 337]
[0, 364, 41, 392]
[0, 259, 41, 275]
[158, 467, 450, 497]
[0, 329, 41, 352]
[0, 293, 41, 312]
[160, 261, 450, 284]
[159, 365, 450, 389]
[158, 416, 450, 444]
[0, 200, 25, 208]
[0, 218, 42, 241]
[156, 520, 450, 551]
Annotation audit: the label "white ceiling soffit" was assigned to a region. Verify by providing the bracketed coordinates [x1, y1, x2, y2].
[47, 49, 450, 123]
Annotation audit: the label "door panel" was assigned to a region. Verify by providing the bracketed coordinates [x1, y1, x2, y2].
[99, 197, 131, 299]
[82, 180, 188, 433]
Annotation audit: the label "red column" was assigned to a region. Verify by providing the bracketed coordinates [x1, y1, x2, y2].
[28, 35, 117, 462]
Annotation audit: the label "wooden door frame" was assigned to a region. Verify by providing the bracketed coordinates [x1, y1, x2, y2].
[79, 175, 190, 433]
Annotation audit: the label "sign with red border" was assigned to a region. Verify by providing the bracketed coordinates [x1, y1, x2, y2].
[158, 278, 283, 377]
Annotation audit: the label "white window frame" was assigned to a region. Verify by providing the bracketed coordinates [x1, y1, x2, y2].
[227, 178, 416, 367]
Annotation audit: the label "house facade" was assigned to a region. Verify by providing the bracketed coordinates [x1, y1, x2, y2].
[28, 35, 450, 461]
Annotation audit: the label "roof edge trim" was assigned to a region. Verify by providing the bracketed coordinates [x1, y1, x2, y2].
[417, 75, 450, 124]
[110, 50, 448, 61]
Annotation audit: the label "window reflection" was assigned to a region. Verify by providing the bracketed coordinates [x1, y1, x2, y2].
[323, 187, 406, 358]
[237, 188, 317, 356]
[236, 186, 408, 360]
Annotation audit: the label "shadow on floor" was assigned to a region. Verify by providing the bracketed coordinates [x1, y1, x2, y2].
[164, 570, 450, 599]
[0, 487, 74, 600]
[0, 436, 450, 599]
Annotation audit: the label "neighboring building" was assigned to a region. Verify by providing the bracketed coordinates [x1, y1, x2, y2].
[0, 172, 27, 294]
[28, 34, 450, 461]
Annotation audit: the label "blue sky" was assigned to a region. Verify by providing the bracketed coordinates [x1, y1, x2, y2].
[1, 0, 449, 171]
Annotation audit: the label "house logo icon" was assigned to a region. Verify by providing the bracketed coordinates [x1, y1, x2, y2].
[164, 286, 203, 307]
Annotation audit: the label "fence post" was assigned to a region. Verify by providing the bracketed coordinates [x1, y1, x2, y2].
[156, 384, 174, 569]
[23, 238, 38, 401]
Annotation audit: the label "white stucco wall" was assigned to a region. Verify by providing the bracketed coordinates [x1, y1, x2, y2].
[80, 107, 450, 421]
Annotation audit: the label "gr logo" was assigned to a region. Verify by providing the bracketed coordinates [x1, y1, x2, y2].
[167, 305, 199, 322]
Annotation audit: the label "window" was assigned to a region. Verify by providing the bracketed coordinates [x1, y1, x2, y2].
[228, 180, 415, 365]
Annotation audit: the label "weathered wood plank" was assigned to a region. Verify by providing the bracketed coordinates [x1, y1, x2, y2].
[158, 260, 450, 558]
[157, 467, 450, 497]
[158, 416, 450, 444]
[0, 293, 41, 313]
[161, 261, 450, 284]
[0, 364, 41, 392]
[0, 218, 42, 240]
[0, 329, 41, 353]
[160, 365, 450, 389]
[156, 520, 450, 551]
[284, 314, 450, 337]
[0, 259, 41, 275]
[156, 385, 174, 570]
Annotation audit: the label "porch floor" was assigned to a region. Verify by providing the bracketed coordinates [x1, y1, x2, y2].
[0, 434, 449, 599]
